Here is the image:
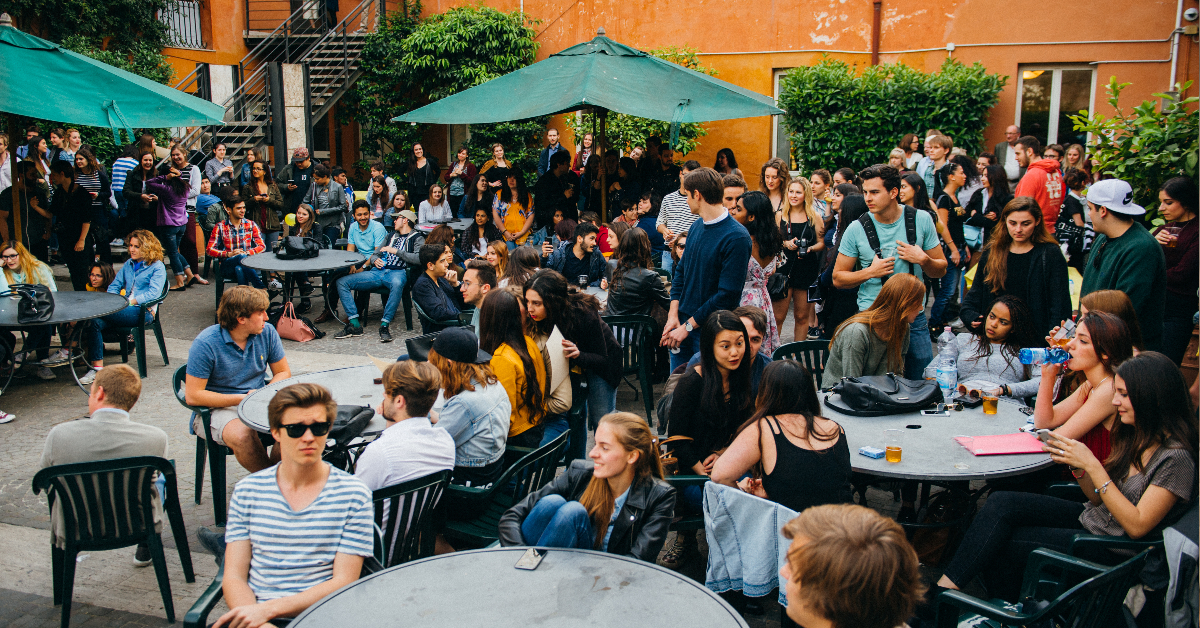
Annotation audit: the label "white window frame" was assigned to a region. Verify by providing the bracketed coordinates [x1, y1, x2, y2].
[771, 69, 794, 172]
[1015, 65, 1097, 146]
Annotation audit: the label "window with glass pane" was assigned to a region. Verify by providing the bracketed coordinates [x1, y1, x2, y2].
[1057, 70, 1093, 148]
[1018, 66, 1095, 148]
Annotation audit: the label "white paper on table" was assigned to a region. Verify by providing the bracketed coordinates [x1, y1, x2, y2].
[548, 325, 569, 392]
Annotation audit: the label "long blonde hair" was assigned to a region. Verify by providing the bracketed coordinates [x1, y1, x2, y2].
[784, 178, 824, 239]
[577, 412, 664, 549]
[0, 240, 47, 287]
[831, 274, 925, 372]
[126, 229, 164, 264]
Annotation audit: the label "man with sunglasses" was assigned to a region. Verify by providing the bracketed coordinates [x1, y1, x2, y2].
[216, 383, 373, 628]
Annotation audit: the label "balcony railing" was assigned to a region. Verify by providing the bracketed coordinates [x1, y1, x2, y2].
[161, 0, 207, 50]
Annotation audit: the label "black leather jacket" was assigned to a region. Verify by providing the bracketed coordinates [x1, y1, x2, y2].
[498, 460, 676, 562]
[603, 267, 671, 317]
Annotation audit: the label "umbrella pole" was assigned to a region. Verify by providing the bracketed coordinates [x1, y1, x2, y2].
[597, 107, 608, 223]
[7, 114, 23, 249]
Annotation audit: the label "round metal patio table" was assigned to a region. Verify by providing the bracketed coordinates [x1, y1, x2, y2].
[237, 365, 386, 436]
[288, 547, 749, 628]
[821, 393, 1053, 482]
[0, 291, 128, 394]
[239, 249, 366, 309]
[416, 218, 472, 233]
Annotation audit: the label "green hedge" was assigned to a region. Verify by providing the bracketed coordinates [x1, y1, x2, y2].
[778, 57, 1006, 174]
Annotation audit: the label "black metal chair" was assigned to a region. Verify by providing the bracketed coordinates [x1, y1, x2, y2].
[443, 431, 569, 549]
[173, 364, 232, 526]
[934, 548, 1151, 628]
[602, 314, 657, 423]
[414, 298, 463, 334]
[114, 281, 170, 377]
[772, 340, 831, 388]
[369, 470, 452, 570]
[32, 456, 195, 628]
[665, 475, 708, 534]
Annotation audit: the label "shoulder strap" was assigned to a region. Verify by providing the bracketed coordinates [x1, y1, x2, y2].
[857, 212, 881, 258]
[903, 205, 918, 246]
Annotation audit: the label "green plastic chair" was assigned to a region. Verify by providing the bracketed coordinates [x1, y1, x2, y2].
[772, 340, 831, 388]
[115, 281, 170, 377]
[602, 314, 658, 423]
[413, 298, 462, 334]
[371, 470, 452, 569]
[32, 456, 196, 628]
[173, 364, 233, 526]
[665, 475, 708, 533]
[934, 547, 1151, 628]
[443, 430, 570, 549]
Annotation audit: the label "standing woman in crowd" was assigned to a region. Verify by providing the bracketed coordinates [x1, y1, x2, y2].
[714, 148, 743, 178]
[978, 164, 1012, 243]
[461, 173, 494, 228]
[1063, 144, 1088, 174]
[143, 157, 199, 291]
[48, 161, 94, 291]
[238, 147, 269, 187]
[929, 156, 975, 328]
[579, 155, 604, 216]
[487, 240, 509, 278]
[366, 176, 390, 222]
[499, 412, 674, 563]
[603, 227, 670, 318]
[810, 169, 833, 222]
[494, 171, 534, 247]
[899, 133, 923, 169]
[817, 194, 867, 340]
[1151, 176, 1198, 365]
[712, 359, 852, 512]
[501, 245, 540, 290]
[821, 274, 925, 388]
[960, 197, 1070, 338]
[405, 142, 440, 205]
[480, 143, 511, 190]
[572, 133, 594, 174]
[419, 184, 453, 225]
[730, 191, 784, 355]
[123, 151, 160, 234]
[776, 177, 824, 341]
[833, 168, 859, 188]
[444, 146, 477, 219]
[899, 173, 961, 270]
[481, 290, 548, 449]
[382, 191, 409, 232]
[1033, 312, 1134, 463]
[459, 206, 503, 260]
[241, 160, 283, 252]
[887, 149, 907, 171]
[72, 148, 111, 261]
[760, 158, 790, 213]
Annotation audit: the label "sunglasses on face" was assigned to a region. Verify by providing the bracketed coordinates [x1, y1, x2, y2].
[279, 421, 332, 438]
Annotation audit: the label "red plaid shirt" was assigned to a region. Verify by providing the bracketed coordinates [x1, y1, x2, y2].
[207, 219, 266, 258]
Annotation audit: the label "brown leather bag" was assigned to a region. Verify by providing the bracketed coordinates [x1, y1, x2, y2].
[274, 302, 316, 342]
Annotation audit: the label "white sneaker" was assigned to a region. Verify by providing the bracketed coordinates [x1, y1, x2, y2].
[0, 411, 14, 424]
[267, 278, 283, 291]
[36, 367, 56, 381]
[41, 348, 70, 366]
[110, 238, 124, 247]
[78, 368, 99, 385]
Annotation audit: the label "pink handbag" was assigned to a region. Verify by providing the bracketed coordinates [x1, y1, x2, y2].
[274, 302, 316, 342]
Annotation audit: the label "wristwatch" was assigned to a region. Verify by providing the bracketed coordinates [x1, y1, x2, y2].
[684, 320, 694, 333]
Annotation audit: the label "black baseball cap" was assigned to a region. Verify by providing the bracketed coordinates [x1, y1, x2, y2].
[431, 327, 491, 364]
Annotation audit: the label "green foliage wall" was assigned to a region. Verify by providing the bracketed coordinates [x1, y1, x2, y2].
[344, 2, 546, 176]
[778, 57, 1006, 174]
[1069, 77, 1199, 217]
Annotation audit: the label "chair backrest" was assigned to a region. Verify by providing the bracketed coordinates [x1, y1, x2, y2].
[145, 280, 170, 309]
[1024, 548, 1151, 628]
[32, 456, 175, 548]
[413, 298, 460, 327]
[498, 430, 570, 502]
[602, 314, 657, 371]
[172, 364, 201, 413]
[372, 470, 451, 568]
[772, 340, 831, 387]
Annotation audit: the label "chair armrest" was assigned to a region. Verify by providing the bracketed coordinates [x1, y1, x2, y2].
[1018, 547, 1107, 600]
[1070, 533, 1163, 555]
[934, 589, 1029, 628]
[666, 475, 709, 488]
[183, 572, 225, 628]
[1045, 482, 1087, 502]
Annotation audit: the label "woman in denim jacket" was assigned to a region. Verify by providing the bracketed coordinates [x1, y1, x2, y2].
[429, 328, 512, 488]
[80, 229, 167, 384]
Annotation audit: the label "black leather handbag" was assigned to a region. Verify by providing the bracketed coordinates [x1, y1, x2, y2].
[323, 405, 376, 472]
[276, 236, 321, 260]
[767, 271, 790, 302]
[2, 283, 54, 324]
[824, 373, 943, 416]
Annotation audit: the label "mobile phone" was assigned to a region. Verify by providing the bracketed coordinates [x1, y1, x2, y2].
[1036, 428, 1053, 442]
[921, 409, 950, 416]
[1018, 406, 1035, 416]
[514, 547, 544, 570]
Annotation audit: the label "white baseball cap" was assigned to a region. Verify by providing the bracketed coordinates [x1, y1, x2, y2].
[1086, 179, 1145, 216]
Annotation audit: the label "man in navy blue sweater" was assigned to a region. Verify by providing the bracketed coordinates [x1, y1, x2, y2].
[660, 167, 752, 369]
[411, 243, 465, 334]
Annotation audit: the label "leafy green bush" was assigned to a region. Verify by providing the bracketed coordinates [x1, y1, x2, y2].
[344, 2, 546, 175]
[564, 46, 711, 156]
[778, 57, 1006, 174]
[1068, 77, 1199, 217]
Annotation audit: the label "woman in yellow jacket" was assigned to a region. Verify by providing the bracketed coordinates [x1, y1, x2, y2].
[480, 289, 548, 449]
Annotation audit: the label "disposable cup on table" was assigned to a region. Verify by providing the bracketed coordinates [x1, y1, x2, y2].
[953, 435, 974, 470]
[884, 429, 903, 463]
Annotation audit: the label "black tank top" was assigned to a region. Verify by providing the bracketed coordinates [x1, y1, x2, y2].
[759, 416, 853, 513]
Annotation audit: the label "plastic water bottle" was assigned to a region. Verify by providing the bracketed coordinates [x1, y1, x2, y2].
[1019, 347, 1070, 366]
[935, 326, 958, 398]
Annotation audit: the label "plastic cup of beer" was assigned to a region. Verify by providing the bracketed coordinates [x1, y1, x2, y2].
[982, 392, 999, 415]
[884, 429, 903, 463]
[1165, 226, 1182, 248]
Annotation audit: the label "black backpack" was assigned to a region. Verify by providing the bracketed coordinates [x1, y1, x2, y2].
[856, 205, 919, 276]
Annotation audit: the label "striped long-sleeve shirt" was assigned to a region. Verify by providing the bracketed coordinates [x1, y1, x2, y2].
[207, 218, 266, 258]
[110, 157, 138, 194]
[225, 466, 374, 601]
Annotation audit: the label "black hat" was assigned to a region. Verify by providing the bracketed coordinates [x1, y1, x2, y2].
[431, 327, 491, 364]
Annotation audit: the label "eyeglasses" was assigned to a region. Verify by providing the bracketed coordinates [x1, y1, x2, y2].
[935, 402, 964, 412]
[279, 421, 332, 438]
[1, 253, 19, 260]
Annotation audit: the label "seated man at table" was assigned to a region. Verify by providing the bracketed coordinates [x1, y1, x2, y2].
[334, 208, 424, 343]
[206, 193, 267, 289]
[41, 364, 168, 567]
[217, 382, 374, 628]
[354, 360, 455, 492]
[543, 222, 608, 288]
[186, 286, 291, 474]
[780, 504, 924, 628]
[411, 242, 465, 334]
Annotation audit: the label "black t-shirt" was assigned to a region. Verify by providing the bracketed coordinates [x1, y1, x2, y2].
[282, 163, 314, 213]
[651, 164, 681, 199]
[936, 193, 967, 249]
[560, 248, 592, 284]
[50, 184, 96, 243]
[1004, 249, 1033, 304]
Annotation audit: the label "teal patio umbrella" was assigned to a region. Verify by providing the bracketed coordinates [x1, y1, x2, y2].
[0, 13, 226, 244]
[394, 30, 783, 218]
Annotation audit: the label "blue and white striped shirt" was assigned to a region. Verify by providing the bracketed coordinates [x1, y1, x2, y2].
[225, 464, 374, 601]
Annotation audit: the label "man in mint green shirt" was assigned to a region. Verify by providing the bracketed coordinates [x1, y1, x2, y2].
[346, 201, 387, 257]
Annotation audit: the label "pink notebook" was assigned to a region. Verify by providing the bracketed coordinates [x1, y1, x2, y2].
[955, 433, 1046, 456]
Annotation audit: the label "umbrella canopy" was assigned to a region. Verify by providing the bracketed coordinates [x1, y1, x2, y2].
[0, 14, 225, 141]
[394, 31, 782, 125]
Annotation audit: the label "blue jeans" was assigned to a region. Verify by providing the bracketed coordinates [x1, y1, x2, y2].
[157, 225, 188, 277]
[668, 326, 700, 371]
[930, 262, 961, 328]
[539, 414, 570, 448]
[337, 268, 407, 325]
[661, 251, 674, 275]
[904, 310, 933, 379]
[585, 371, 617, 430]
[520, 494, 594, 549]
[88, 305, 152, 362]
[322, 225, 341, 249]
[221, 255, 264, 288]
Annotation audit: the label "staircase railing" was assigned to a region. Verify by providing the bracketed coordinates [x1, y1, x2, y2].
[305, 0, 375, 122]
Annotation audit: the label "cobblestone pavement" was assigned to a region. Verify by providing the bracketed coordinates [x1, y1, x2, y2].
[0, 262, 947, 628]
